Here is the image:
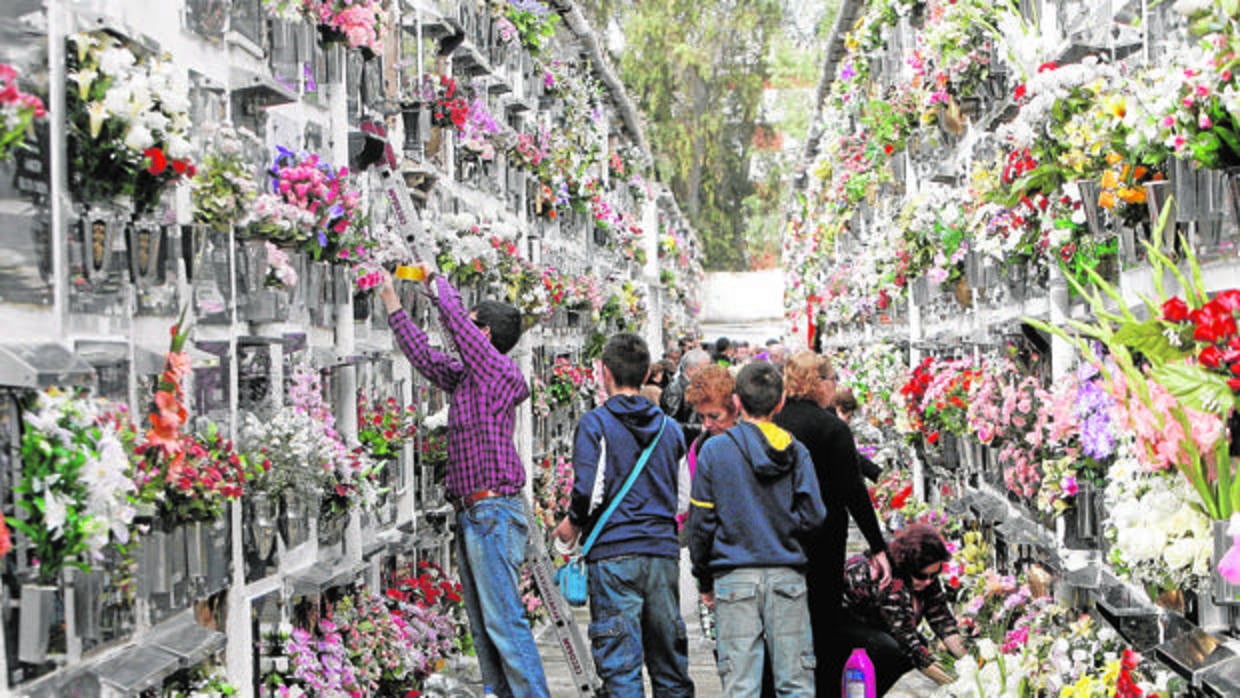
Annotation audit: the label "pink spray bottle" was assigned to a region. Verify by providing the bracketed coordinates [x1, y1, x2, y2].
[842, 647, 877, 698]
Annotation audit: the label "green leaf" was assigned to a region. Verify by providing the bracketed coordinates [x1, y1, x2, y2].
[1152, 363, 1236, 415]
[1112, 319, 1193, 363]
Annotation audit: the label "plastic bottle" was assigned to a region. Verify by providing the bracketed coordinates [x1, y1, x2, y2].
[842, 647, 876, 698]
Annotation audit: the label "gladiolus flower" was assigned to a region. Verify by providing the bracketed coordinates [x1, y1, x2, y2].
[1162, 297, 1190, 323]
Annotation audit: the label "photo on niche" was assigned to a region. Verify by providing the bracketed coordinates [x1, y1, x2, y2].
[0, 0, 51, 306]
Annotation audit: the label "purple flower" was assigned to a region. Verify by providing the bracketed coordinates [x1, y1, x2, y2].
[840, 61, 856, 82]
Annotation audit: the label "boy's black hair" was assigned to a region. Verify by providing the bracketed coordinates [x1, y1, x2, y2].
[735, 362, 783, 417]
[473, 300, 523, 354]
[601, 333, 650, 389]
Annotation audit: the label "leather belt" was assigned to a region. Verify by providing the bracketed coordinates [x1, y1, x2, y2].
[451, 488, 505, 512]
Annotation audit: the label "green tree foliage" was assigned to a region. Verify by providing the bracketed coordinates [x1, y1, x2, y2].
[587, 0, 784, 270]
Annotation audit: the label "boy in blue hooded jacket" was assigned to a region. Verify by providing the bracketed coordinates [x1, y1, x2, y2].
[553, 333, 694, 697]
[688, 361, 826, 697]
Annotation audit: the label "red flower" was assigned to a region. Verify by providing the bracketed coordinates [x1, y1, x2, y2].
[1013, 84, 1026, 100]
[1200, 345, 1224, 369]
[1214, 289, 1240, 312]
[883, 144, 894, 155]
[144, 147, 167, 175]
[891, 485, 914, 510]
[927, 431, 940, 445]
[1190, 305, 1238, 343]
[1162, 297, 1189, 323]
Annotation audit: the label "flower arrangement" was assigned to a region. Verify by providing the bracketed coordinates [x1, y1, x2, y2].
[533, 356, 597, 412]
[1030, 220, 1236, 519]
[499, 0, 560, 57]
[130, 317, 248, 523]
[264, 0, 387, 54]
[285, 362, 382, 516]
[269, 569, 465, 697]
[1104, 441, 1213, 591]
[0, 62, 46, 161]
[356, 393, 418, 460]
[900, 356, 981, 441]
[460, 96, 502, 161]
[12, 390, 137, 584]
[237, 409, 336, 499]
[265, 242, 299, 289]
[262, 146, 365, 262]
[192, 124, 262, 235]
[532, 454, 573, 529]
[416, 74, 470, 130]
[66, 32, 195, 212]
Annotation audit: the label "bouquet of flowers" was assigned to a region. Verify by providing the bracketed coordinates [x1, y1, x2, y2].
[263, 0, 387, 55]
[12, 390, 137, 584]
[286, 362, 382, 516]
[356, 393, 418, 461]
[130, 316, 248, 523]
[0, 62, 46, 161]
[192, 124, 263, 235]
[500, 0, 560, 56]
[385, 560, 469, 656]
[415, 74, 470, 129]
[532, 454, 573, 529]
[261, 146, 364, 262]
[265, 242, 299, 289]
[66, 32, 195, 212]
[1104, 440, 1213, 592]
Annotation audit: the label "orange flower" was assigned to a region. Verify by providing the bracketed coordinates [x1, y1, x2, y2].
[164, 351, 191, 383]
[1100, 169, 1119, 189]
[1099, 190, 1118, 210]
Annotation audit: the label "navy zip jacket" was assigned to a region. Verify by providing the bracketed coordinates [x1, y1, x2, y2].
[687, 420, 827, 593]
[568, 394, 686, 562]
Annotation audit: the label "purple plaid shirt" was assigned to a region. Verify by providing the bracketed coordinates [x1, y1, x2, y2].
[388, 275, 529, 500]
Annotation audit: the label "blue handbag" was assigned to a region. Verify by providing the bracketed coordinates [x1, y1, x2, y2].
[555, 417, 668, 607]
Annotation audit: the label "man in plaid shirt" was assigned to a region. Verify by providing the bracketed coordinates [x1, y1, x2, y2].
[380, 267, 550, 698]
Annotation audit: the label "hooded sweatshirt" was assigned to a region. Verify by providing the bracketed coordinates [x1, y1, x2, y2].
[687, 420, 827, 592]
[568, 394, 687, 562]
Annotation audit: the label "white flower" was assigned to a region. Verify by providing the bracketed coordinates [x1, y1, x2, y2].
[102, 84, 131, 118]
[124, 124, 155, 152]
[43, 488, 67, 537]
[1174, 0, 1215, 16]
[97, 45, 136, 77]
[166, 134, 192, 160]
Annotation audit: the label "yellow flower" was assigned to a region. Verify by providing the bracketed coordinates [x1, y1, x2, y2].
[1060, 672, 1097, 698]
[87, 102, 108, 139]
[1101, 659, 1121, 686]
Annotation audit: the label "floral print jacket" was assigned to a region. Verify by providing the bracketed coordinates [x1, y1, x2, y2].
[841, 552, 960, 669]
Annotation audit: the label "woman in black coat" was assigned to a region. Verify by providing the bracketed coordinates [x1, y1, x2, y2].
[773, 351, 891, 695]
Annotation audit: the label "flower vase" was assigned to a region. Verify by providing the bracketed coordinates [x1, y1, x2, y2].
[248, 492, 278, 562]
[952, 277, 972, 309]
[1144, 180, 1177, 238]
[71, 567, 103, 644]
[127, 218, 166, 287]
[1212, 519, 1240, 605]
[239, 240, 268, 297]
[318, 506, 349, 546]
[1074, 179, 1105, 240]
[143, 527, 172, 596]
[205, 514, 231, 594]
[185, 520, 209, 582]
[280, 492, 309, 548]
[18, 582, 59, 663]
[80, 204, 125, 284]
[1193, 588, 1230, 631]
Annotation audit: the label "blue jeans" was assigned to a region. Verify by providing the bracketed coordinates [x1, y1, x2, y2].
[455, 496, 550, 698]
[587, 554, 694, 698]
[714, 567, 815, 697]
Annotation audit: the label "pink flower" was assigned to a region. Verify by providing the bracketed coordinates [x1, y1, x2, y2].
[1219, 514, 1240, 585]
[1061, 476, 1078, 497]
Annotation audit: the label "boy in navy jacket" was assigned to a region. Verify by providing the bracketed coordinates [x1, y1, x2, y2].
[688, 362, 826, 697]
[553, 333, 694, 697]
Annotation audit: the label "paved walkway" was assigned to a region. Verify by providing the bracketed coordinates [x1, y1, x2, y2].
[535, 521, 938, 697]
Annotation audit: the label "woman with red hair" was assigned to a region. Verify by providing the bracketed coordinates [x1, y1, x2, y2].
[837, 523, 967, 695]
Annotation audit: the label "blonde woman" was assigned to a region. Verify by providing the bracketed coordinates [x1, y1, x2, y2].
[772, 351, 891, 693]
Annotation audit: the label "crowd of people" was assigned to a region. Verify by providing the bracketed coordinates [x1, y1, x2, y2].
[379, 267, 963, 697]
